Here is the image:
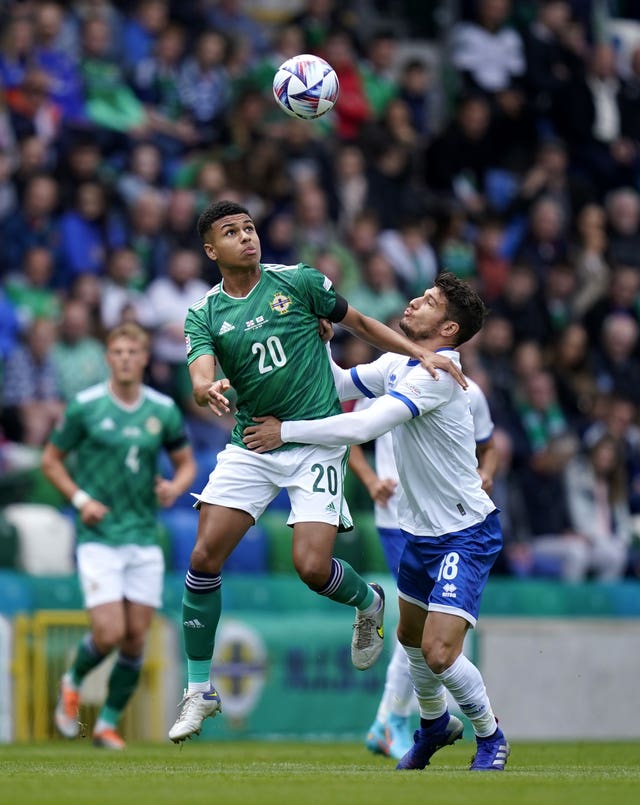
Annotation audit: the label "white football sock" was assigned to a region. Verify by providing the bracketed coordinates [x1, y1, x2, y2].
[435, 653, 496, 737]
[376, 640, 416, 722]
[403, 645, 448, 720]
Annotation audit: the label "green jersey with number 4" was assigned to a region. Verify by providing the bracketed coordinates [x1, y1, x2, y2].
[185, 263, 343, 450]
[50, 383, 189, 546]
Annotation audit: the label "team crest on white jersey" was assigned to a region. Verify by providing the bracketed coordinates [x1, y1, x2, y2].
[269, 292, 291, 314]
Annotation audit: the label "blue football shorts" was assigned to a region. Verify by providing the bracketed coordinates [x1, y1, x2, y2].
[396, 510, 503, 627]
[377, 526, 406, 580]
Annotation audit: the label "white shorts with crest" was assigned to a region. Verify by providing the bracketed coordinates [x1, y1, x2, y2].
[193, 443, 353, 530]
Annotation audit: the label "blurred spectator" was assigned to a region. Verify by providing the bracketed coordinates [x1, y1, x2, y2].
[511, 138, 593, 226]
[293, 182, 360, 291]
[145, 248, 209, 398]
[549, 321, 598, 433]
[291, 0, 352, 52]
[122, 0, 170, 72]
[591, 312, 640, 407]
[164, 188, 206, 257]
[541, 260, 578, 336]
[204, 0, 270, 63]
[346, 250, 406, 322]
[581, 264, 640, 345]
[5, 68, 63, 151]
[177, 29, 231, 145]
[51, 298, 108, 401]
[0, 173, 61, 277]
[397, 57, 434, 141]
[555, 42, 640, 198]
[11, 136, 53, 202]
[436, 205, 477, 281]
[563, 434, 632, 580]
[58, 180, 126, 287]
[378, 214, 438, 297]
[583, 394, 640, 520]
[514, 195, 569, 281]
[491, 262, 549, 345]
[365, 140, 417, 229]
[124, 189, 171, 285]
[507, 369, 581, 578]
[604, 186, 640, 269]
[260, 210, 297, 266]
[448, 0, 525, 98]
[69, 271, 105, 338]
[474, 214, 511, 301]
[359, 28, 398, 118]
[80, 16, 149, 138]
[569, 202, 610, 318]
[423, 93, 494, 217]
[100, 246, 156, 330]
[521, 0, 578, 132]
[321, 30, 371, 142]
[54, 132, 109, 209]
[4, 246, 61, 328]
[475, 313, 515, 417]
[130, 22, 199, 158]
[0, 317, 64, 446]
[33, 1, 86, 125]
[0, 12, 35, 90]
[332, 142, 369, 232]
[116, 140, 168, 208]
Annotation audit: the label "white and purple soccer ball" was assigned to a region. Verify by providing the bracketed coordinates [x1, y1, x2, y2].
[272, 54, 340, 120]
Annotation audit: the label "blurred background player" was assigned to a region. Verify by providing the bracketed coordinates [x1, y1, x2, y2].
[349, 376, 497, 760]
[41, 322, 196, 749]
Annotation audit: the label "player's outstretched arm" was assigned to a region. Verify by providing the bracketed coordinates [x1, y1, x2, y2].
[339, 304, 467, 388]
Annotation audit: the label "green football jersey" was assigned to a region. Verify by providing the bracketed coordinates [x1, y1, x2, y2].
[50, 382, 189, 546]
[185, 263, 343, 450]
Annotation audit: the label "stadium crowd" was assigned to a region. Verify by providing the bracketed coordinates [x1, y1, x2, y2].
[2, 0, 640, 581]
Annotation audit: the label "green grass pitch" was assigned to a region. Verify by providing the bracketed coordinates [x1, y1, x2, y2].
[2, 740, 639, 805]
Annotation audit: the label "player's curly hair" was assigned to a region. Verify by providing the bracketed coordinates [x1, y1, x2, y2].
[435, 272, 488, 346]
[197, 200, 251, 241]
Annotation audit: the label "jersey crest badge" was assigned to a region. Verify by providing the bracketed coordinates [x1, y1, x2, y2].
[269, 292, 292, 315]
[146, 416, 162, 435]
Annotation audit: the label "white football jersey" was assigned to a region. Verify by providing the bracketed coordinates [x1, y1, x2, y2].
[353, 374, 494, 530]
[347, 350, 495, 536]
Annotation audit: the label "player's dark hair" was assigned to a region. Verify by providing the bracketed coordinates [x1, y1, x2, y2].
[197, 201, 251, 241]
[435, 272, 488, 346]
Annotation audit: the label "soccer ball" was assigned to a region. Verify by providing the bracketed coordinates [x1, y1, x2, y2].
[272, 54, 339, 120]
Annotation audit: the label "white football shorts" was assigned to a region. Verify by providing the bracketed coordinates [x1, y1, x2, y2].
[194, 443, 353, 529]
[76, 542, 165, 609]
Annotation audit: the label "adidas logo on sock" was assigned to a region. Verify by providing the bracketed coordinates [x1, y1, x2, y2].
[183, 619, 205, 628]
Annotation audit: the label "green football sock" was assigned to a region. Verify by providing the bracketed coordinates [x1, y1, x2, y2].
[69, 633, 106, 687]
[102, 652, 142, 722]
[182, 580, 222, 684]
[319, 558, 374, 609]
